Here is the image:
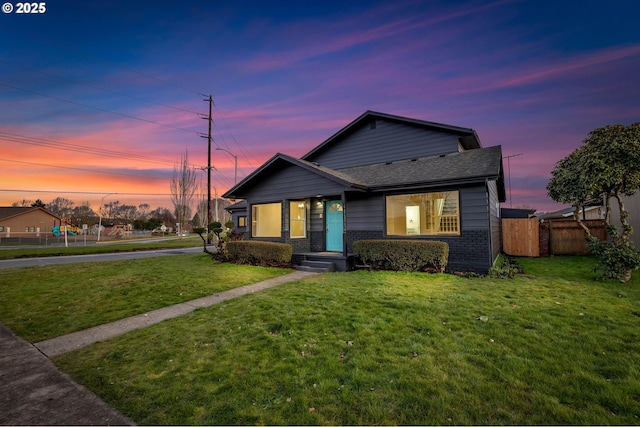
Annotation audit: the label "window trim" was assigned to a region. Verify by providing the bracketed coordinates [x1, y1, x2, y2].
[385, 190, 461, 237]
[289, 200, 307, 239]
[251, 202, 282, 238]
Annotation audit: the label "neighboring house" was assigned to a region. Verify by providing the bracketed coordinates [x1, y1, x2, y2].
[501, 207, 537, 219]
[223, 111, 506, 273]
[0, 206, 61, 238]
[226, 200, 248, 233]
[535, 203, 605, 221]
[609, 191, 640, 249]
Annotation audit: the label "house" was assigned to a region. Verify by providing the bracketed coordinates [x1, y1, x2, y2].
[535, 203, 605, 221]
[0, 206, 61, 239]
[223, 111, 506, 273]
[609, 191, 640, 249]
[501, 207, 537, 219]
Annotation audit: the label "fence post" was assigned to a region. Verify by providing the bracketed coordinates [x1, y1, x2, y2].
[539, 220, 550, 257]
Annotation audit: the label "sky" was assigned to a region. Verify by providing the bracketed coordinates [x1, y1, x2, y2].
[1, 0, 639, 214]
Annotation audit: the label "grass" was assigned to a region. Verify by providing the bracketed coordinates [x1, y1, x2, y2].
[0, 237, 201, 260]
[36, 256, 640, 425]
[0, 253, 292, 342]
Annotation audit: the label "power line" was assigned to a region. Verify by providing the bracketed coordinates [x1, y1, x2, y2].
[0, 131, 176, 166]
[1, 132, 236, 189]
[0, 157, 160, 178]
[1, 23, 206, 97]
[0, 189, 173, 196]
[211, 100, 258, 174]
[1, 24, 245, 189]
[0, 82, 200, 135]
[0, 60, 203, 116]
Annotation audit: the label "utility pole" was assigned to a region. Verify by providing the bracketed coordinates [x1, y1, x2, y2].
[201, 95, 213, 243]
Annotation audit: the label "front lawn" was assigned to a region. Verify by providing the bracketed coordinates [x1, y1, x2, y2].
[49, 257, 640, 425]
[0, 253, 292, 342]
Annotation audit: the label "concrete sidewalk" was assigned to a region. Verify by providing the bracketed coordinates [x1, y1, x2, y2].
[1, 270, 317, 425]
[35, 270, 317, 357]
[0, 323, 134, 426]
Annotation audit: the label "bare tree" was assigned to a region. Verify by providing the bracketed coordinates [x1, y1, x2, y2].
[137, 203, 150, 220]
[11, 199, 33, 207]
[48, 197, 75, 218]
[170, 150, 197, 235]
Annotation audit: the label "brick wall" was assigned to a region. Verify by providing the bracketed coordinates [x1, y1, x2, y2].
[346, 229, 492, 274]
[539, 221, 550, 257]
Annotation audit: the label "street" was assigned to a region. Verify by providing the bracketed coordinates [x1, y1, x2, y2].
[0, 246, 204, 270]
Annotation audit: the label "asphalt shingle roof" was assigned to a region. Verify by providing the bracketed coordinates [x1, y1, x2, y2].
[335, 145, 503, 189]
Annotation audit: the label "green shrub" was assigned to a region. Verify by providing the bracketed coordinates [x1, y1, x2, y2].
[588, 237, 640, 282]
[353, 240, 449, 272]
[488, 254, 524, 278]
[226, 241, 292, 266]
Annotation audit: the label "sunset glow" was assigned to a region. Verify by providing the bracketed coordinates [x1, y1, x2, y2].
[1, 1, 639, 214]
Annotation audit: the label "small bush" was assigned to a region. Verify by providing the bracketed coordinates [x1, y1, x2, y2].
[353, 240, 449, 272]
[226, 241, 292, 266]
[488, 254, 524, 278]
[588, 237, 640, 282]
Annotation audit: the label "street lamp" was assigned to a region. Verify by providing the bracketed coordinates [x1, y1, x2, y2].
[97, 193, 113, 242]
[216, 147, 238, 185]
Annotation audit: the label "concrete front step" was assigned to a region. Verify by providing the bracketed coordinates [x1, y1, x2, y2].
[296, 260, 335, 273]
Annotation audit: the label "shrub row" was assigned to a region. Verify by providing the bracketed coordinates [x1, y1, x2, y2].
[226, 241, 292, 265]
[353, 239, 449, 272]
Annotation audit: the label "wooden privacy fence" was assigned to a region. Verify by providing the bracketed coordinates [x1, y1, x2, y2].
[502, 218, 607, 257]
[502, 218, 539, 257]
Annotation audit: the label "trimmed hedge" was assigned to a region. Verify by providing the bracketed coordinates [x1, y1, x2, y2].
[353, 239, 449, 272]
[226, 241, 292, 265]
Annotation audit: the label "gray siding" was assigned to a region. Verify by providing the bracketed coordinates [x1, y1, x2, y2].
[306, 119, 462, 169]
[460, 186, 489, 230]
[243, 164, 348, 203]
[610, 191, 640, 249]
[488, 180, 502, 263]
[345, 192, 384, 231]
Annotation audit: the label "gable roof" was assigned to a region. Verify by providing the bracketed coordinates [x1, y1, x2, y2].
[338, 145, 503, 190]
[222, 153, 368, 199]
[0, 206, 61, 221]
[223, 146, 505, 200]
[302, 110, 482, 161]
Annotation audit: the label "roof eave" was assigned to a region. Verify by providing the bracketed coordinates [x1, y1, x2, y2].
[367, 175, 502, 192]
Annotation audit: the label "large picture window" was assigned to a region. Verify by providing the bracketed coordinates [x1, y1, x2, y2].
[251, 202, 282, 237]
[386, 191, 460, 236]
[289, 201, 306, 238]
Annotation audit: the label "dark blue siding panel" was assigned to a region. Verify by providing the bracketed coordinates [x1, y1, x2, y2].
[243, 164, 348, 203]
[460, 186, 489, 230]
[307, 120, 462, 169]
[345, 193, 384, 231]
[488, 180, 502, 262]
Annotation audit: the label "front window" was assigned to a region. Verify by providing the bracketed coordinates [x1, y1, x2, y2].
[251, 203, 282, 237]
[289, 201, 306, 238]
[386, 191, 460, 236]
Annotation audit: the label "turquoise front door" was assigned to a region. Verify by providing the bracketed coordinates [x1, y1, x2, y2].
[325, 200, 344, 252]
